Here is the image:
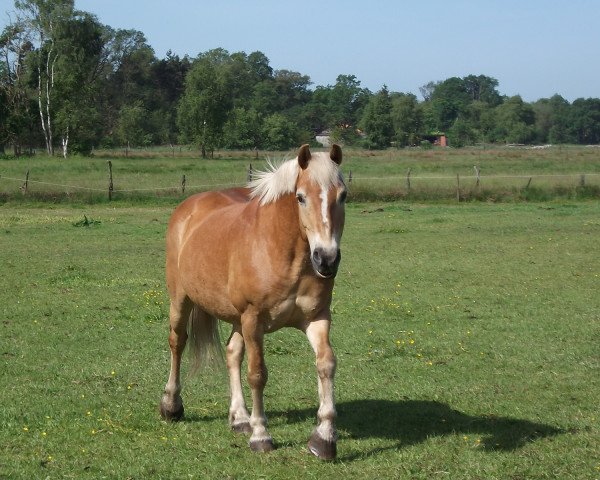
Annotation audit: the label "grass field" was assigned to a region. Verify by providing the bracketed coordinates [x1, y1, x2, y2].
[1, 145, 600, 203]
[1, 196, 599, 478]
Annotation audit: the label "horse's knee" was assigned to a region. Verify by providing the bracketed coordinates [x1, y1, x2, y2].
[247, 366, 268, 390]
[226, 339, 244, 365]
[316, 352, 336, 379]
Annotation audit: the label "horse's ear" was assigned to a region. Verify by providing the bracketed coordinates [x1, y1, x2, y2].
[298, 144, 311, 169]
[330, 144, 342, 165]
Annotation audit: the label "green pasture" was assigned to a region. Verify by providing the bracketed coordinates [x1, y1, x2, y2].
[1, 145, 600, 203]
[1, 197, 599, 478]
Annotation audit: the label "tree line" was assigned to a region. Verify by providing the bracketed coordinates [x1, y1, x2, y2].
[2, 0, 600, 157]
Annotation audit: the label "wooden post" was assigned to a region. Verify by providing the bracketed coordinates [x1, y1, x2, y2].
[474, 165, 480, 187]
[348, 170, 352, 184]
[181, 174, 186, 194]
[580, 174, 586, 187]
[247, 164, 253, 182]
[108, 161, 114, 201]
[526, 177, 532, 189]
[22, 170, 29, 194]
[406, 168, 412, 191]
[456, 173, 460, 201]
[254, 147, 259, 159]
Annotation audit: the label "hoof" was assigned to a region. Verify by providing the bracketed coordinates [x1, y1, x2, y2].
[231, 421, 252, 435]
[160, 395, 184, 422]
[249, 437, 275, 453]
[308, 432, 337, 460]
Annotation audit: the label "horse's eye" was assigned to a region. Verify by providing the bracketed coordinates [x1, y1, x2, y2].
[296, 193, 306, 205]
[339, 191, 347, 203]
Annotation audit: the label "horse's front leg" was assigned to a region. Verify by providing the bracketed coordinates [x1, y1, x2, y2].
[226, 323, 251, 433]
[305, 315, 337, 460]
[241, 310, 274, 452]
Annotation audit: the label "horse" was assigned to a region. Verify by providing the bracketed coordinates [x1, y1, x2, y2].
[159, 144, 347, 460]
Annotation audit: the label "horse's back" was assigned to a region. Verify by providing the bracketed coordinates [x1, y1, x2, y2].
[168, 187, 250, 241]
[171, 187, 249, 221]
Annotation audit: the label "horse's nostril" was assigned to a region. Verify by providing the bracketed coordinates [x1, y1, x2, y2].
[312, 249, 322, 265]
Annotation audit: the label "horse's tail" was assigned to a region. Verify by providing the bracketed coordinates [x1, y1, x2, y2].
[187, 304, 225, 375]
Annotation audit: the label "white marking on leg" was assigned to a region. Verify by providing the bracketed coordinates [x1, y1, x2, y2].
[227, 330, 250, 426]
[306, 319, 337, 442]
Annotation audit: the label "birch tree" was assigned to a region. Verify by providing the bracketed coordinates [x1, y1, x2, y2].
[15, 0, 74, 155]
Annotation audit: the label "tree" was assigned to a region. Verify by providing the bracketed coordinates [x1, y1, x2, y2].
[261, 113, 299, 150]
[222, 107, 263, 149]
[0, 18, 37, 155]
[429, 77, 470, 131]
[115, 100, 151, 152]
[16, 0, 76, 155]
[569, 98, 600, 144]
[328, 74, 369, 128]
[177, 51, 231, 156]
[390, 92, 422, 147]
[546, 95, 573, 144]
[301, 74, 370, 144]
[51, 11, 106, 156]
[490, 95, 535, 144]
[151, 51, 190, 144]
[463, 74, 502, 106]
[447, 117, 477, 147]
[99, 28, 156, 148]
[359, 85, 393, 149]
[419, 80, 438, 101]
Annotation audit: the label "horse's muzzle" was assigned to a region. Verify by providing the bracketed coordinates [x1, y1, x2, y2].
[311, 248, 341, 279]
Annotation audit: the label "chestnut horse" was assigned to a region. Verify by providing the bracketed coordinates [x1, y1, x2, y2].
[160, 144, 346, 460]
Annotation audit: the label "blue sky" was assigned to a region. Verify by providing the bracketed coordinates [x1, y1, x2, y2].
[26, 1, 600, 101]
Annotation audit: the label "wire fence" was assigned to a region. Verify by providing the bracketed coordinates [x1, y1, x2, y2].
[1, 166, 600, 202]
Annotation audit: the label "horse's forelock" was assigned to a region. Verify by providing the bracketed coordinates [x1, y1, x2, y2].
[248, 152, 341, 206]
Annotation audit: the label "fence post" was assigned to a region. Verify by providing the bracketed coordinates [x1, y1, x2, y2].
[108, 160, 114, 201]
[181, 174, 186, 194]
[21, 169, 29, 194]
[474, 165, 480, 187]
[247, 164, 253, 182]
[580, 174, 586, 187]
[348, 170, 352, 184]
[456, 173, 460, 201]
[406, 168, 412, 191]
[526, 177, 532, 189]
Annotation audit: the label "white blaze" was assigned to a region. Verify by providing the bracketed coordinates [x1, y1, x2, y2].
[320, 187, 329, 226]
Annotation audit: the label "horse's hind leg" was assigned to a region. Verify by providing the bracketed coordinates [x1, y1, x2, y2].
[241, 310, 274, 452]
[227, 322, 251, 433]
[160, 295, 192, 421]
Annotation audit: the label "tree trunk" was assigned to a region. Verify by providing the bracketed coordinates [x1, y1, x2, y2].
[38, 64, 50, 154]
[36, 27, 56, 156]
[62, 125, 69, 158]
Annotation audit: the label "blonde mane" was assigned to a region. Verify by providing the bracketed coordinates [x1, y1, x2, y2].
[248, 152, 342, 206]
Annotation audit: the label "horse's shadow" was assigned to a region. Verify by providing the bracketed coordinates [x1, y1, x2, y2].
[187, 398, 563, 460]
[271, 399, 563, 460]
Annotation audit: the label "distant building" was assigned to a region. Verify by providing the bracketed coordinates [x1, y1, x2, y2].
[422, 133, 448, 147]
[315, 130, 331, 147]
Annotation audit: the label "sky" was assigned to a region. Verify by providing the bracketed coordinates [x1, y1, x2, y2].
[5, 0, 600, 102]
